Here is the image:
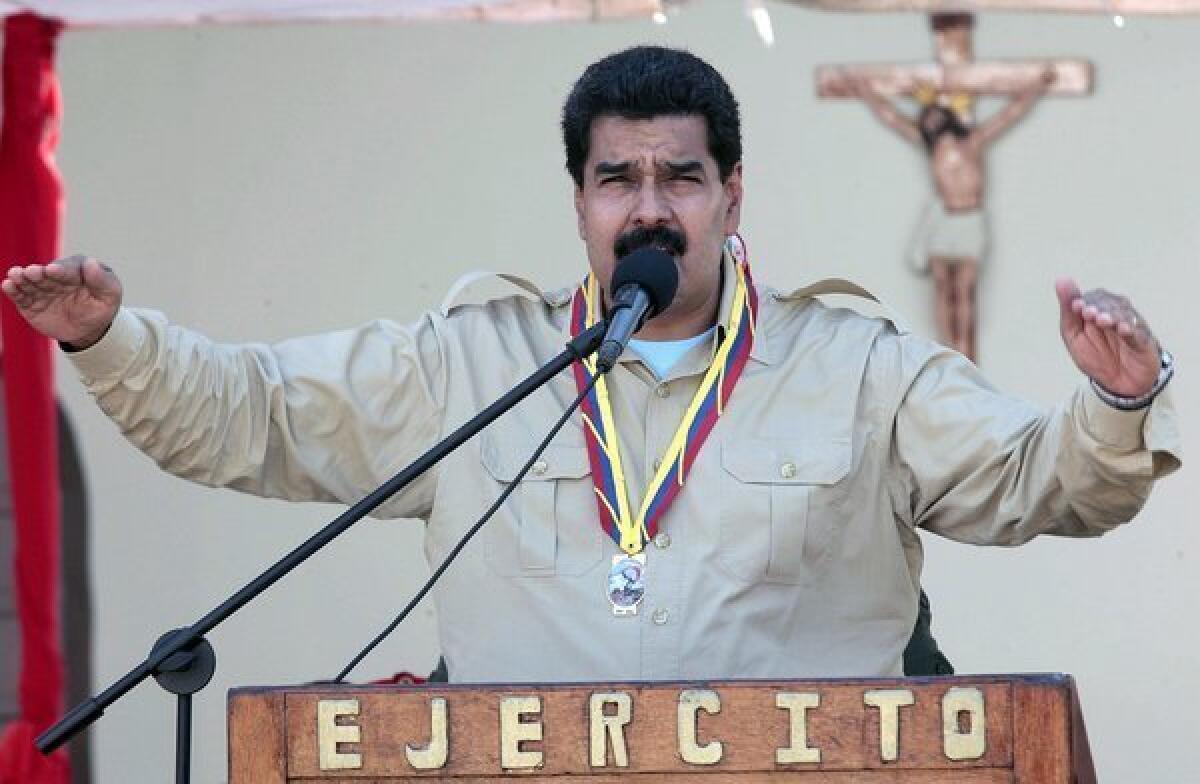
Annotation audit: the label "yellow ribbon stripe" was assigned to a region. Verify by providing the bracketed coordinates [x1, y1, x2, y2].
[582, 260, 750, 555]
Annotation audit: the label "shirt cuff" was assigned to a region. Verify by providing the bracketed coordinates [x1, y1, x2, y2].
[65, 307, 147, 383]
[1080, 381, 1182, 475]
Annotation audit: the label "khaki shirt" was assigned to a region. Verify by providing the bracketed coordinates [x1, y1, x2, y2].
[69, 255, 1181, 681]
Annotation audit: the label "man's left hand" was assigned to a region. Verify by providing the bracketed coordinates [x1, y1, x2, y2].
[1056, 278, 1161, 397]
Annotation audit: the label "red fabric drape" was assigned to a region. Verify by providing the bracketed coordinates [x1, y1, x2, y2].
[0, 12, 69, 784]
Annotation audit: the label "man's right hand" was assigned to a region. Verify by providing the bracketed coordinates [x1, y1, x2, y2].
[2, 255, 123, 350]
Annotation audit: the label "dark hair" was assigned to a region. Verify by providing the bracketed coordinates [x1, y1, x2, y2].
[930, 12, 974, 32]
[918, 105, 971, 151]
[561, 46, 741, 187]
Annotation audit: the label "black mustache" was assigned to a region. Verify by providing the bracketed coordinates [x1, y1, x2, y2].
[614, 226, 687, 260]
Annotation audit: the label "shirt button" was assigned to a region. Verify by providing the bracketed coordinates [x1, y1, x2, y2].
[653, 458, 663, 472]
[653, 532, 671, 550]
[652, 608, 670, 625]
[780, 461, 797, 479]
[531, 460, 548, 476]
[656, 385, 671, 399]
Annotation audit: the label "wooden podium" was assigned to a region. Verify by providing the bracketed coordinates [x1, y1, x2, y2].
[228, 674, 1096, 782]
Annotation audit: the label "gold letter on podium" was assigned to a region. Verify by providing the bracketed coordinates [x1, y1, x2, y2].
[317, 699, 363, 771]
[776, 692, 821, 764]
[678, 689, 723, 765]
[589, 692, 632, 767]
[864, 689, 915, 762]
[500, 696, 544, 769]
[405, 697, 448, 770]
[942, 687, 986, 760]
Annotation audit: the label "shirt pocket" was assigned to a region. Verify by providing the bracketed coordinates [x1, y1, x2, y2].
[479, 433, 604, 577]
[717, 438, 852, 585]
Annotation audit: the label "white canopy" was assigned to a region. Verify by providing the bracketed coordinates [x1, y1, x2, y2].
[0, 0, 674, 28]
[784, 0, 1200, 13]
[5, 0, 1198, 28]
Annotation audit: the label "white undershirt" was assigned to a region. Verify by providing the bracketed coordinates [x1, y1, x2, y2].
[628, 327, 717, 379]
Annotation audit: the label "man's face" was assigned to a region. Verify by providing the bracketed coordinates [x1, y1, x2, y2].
[574, 114, 742, 325]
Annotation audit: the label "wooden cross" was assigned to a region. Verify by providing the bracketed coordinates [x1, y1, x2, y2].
[815, 13, 1093, 362]
[817, 13, 1093, 102]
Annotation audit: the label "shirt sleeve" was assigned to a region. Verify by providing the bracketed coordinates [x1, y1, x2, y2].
[890, 342, 1182, 545]
[66, 306, 448, 519]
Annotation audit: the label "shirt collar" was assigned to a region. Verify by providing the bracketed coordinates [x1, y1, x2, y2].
[717, 248, 772, 367]
[569, 248, 774, 371]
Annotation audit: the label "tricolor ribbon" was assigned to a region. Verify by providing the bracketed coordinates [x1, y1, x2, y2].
[570, 237, 758, 555]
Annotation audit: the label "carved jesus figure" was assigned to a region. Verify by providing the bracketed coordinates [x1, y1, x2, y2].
[842, 25, 1055, 361]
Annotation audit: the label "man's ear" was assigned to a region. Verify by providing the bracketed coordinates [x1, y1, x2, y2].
[722, 161, 744, 236]
[574, 185, 586, 240]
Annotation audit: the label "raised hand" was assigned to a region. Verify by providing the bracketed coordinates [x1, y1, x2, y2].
[1056, 278, 1161, 398]
[2, 255, 123, 349]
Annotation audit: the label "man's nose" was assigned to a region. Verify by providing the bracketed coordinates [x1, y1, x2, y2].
[631, 181, 671, 227]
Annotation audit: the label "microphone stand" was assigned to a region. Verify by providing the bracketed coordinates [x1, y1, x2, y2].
[35, 321, 607, 784]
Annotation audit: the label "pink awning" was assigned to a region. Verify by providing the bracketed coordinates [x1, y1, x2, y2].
[0, 0, 678, 28]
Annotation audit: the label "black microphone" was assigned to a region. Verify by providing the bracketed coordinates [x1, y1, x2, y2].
[596, 247, 679, 373]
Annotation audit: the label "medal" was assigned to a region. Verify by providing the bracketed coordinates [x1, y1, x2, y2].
[607, 554, 646, 616]
[571, 235, 759, 616]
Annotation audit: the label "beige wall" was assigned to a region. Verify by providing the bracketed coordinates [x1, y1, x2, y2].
[52, 2, 1196, 781]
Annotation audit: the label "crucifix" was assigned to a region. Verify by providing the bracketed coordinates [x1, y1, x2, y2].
[817, 13, 1092, 361]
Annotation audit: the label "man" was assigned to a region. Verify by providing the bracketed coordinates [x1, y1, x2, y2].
[845, 38, 1056, 361]
[2, 46, 1180, 682]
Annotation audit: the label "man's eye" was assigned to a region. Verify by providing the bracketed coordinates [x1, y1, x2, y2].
[600, 176, 629, 185]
